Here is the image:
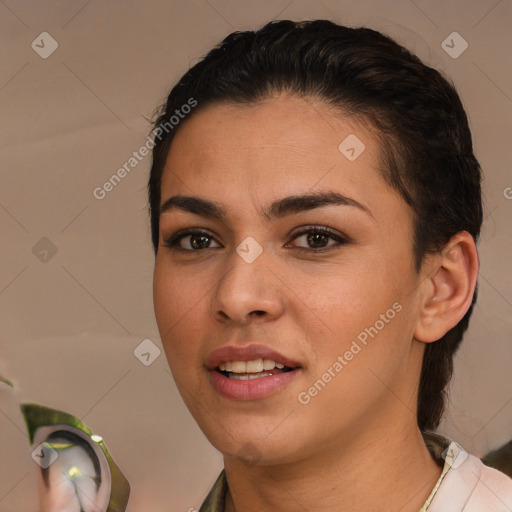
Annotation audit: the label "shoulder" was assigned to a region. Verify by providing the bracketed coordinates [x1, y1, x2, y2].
[476, 463, 512, 509]
[428, 449, 512, 512]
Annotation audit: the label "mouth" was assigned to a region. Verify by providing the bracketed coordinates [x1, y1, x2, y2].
[206, 345, 302, 400]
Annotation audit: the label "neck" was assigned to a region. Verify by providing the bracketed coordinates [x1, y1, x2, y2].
[223, 419, 442, 512]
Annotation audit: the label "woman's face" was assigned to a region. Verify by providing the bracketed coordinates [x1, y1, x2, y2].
[153, 95, 427, 465]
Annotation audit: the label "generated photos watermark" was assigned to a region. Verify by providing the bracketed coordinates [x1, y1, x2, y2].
[298, 301, 403, 405]
[93, 97, 198, 200]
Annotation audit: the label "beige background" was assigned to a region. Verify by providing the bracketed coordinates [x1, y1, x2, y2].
[0, 0, 511, 511]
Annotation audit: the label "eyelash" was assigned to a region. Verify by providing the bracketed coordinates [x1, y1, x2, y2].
[162, 225, 349, 253]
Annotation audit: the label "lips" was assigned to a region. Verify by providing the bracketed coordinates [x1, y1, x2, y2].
[206, 344, 302, 400]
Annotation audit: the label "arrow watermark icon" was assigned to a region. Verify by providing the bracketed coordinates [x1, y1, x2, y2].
[31, 32, 59, 59]
[236, 236, 263, 263]
[32, 237, 58, 263]
[134, 339, 161, 366]
[441, 32, 468, 59]
[338, 134, 366, 161]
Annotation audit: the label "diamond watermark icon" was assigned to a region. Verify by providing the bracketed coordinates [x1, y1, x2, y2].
[236, 236, 263, 263]
[31, 442, 58, 468]
[441, 441, 469, 469]
[338, 134, 366, 161]
[32, 237, 58, 263]
[31, 32, 59, 59]
[441, 32, 468, 59]
[134, 338, 161, 366]
[237, 441, 263, 467]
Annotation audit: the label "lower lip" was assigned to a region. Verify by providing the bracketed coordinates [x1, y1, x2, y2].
[209, 369, 299, 400]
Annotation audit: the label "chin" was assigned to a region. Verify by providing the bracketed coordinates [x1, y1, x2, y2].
[199, 415, 313, 465]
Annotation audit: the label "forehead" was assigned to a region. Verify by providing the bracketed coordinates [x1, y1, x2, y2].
[159, 95, 410, 231]
[163, 95, 383, 187]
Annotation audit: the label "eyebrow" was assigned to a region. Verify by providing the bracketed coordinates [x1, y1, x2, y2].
[159, 190, 374, 222]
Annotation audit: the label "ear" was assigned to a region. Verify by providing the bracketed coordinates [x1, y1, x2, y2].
[414, 231, 479, 343]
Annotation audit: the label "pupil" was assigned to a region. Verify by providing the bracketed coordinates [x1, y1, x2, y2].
[308, 232, 328, 248]
[191, 235, 210, 249]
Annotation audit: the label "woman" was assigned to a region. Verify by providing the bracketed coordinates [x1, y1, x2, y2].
[148, 19, 512, 511]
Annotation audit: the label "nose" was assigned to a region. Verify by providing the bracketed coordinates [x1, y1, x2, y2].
[211, 249, 285, 325]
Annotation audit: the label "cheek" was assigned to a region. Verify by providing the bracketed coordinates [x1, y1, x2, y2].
[301, 263, 408, 369]
[153, 261, 203, 361]
[153, 262, 176, 332]
[299, 266, 386, 331]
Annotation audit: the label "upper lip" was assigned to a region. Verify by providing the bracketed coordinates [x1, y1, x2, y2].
[206, 344, 301, 370]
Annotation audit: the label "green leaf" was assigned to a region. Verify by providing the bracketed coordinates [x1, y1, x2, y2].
[0, 375, 14, 388]
[21, 403, 130, 512]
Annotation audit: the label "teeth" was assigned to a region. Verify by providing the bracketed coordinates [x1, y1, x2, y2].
[263, 359, 275, 370]
[246, 359, 263, 372]
[218, 359, 285, 373]
[228, 361, 247, 373]
[229, 372, 274, 380]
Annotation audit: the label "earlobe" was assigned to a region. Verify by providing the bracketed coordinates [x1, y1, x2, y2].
[414, 231, 479, 343]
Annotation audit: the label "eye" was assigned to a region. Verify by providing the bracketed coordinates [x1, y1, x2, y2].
[162, 228, 222, 251]
[287, 226, 348, 251]
[162, 225, 348, 253]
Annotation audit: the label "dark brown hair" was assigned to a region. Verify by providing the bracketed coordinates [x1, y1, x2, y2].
[147, 19, 483, 431]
